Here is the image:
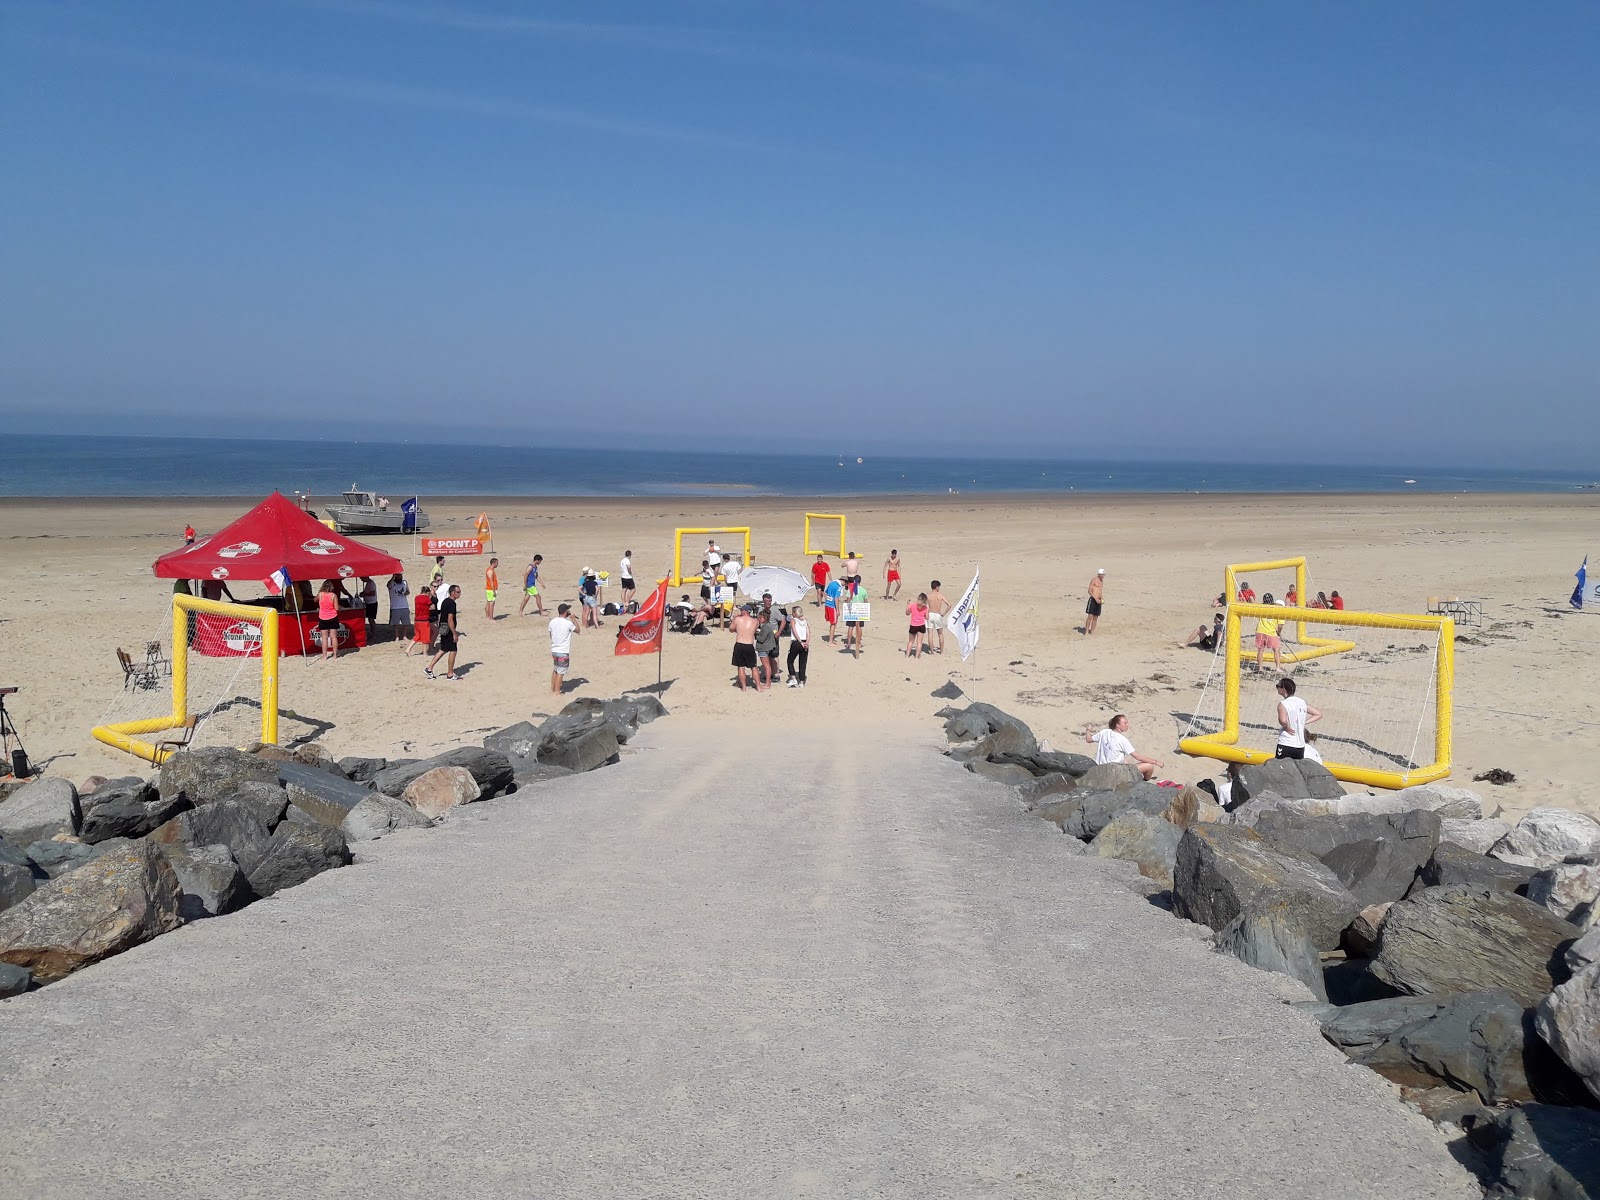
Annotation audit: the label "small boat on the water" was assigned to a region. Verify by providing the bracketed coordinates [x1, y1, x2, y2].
[324, 487, 429, 534]
[1404, 479, 1418, 485]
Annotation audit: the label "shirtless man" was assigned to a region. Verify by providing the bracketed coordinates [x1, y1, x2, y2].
[1084, 568, 1105, 635]
[882, 549, 903, 600]
[730, 604, 762, 692]
[926, 580, 950, 654]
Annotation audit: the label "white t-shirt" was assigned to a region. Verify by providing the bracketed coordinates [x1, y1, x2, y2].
[549, 616, 577, 656]
[1278, 696, 1308, 748]
[723, 560, 741, 586]
[386, 579, 409, 609]
[360, 579, 377, 604]
[620, 556, 632, 579]
[706, 549, 722, 568]
[1092, 728, 1135, 765]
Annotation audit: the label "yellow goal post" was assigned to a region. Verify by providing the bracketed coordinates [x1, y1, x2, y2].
[1179, 603, 1454, 790]
[803, 513, 847, 559]
[92, 594, 280, 765]
[1224, 557, 1352, 664]
[671, 527, 753, 587]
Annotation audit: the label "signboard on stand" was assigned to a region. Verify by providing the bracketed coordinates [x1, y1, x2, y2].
[419, 537, 484, 556]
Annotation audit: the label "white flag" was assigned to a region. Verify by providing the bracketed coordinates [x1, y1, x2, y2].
[948, 566, 980, 661]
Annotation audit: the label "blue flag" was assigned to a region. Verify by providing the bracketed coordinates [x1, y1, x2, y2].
[1573, 556, 1588, 610]
[401, 496, 419, 534]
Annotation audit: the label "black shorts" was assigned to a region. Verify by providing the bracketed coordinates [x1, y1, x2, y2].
[621, 578, 635, 590]
[317, 617, 340, 631]
[1086, 598, 1103, 616]
[766, 647, 779, 659]
[909, 624, 926, 635]
[700, 585, 712, 600]
[364, 603, 379, 621]
[732, 643, 758, 669]
[439, 631, 458, 652]
[1274, 745, 1305, 760]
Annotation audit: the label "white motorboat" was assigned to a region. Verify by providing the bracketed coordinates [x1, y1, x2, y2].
[324, 487, 430, 534]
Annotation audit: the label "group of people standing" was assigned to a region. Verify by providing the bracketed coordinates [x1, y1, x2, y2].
[807, 553, 952, 661]
[728, 593, 811, 692]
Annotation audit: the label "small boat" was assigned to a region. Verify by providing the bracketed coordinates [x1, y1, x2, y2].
[324, 487, 430, 534]
[1404, 479, 1417, 485]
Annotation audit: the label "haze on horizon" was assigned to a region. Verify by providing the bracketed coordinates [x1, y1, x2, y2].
[2, 1, 1596, 468]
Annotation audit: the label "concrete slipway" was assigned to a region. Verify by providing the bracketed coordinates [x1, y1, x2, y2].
[0, 719, 1478, 1199]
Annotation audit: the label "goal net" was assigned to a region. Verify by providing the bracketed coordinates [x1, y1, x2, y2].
[93, 595, 282, 765]
[1222, 557, 1351, 664]
[671, 526, 753, 586]
[1179, 603, 1454, 790]
[803, 512, 847, 559]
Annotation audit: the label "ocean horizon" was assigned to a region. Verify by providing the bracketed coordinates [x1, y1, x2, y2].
[2, 433, 1592, 499]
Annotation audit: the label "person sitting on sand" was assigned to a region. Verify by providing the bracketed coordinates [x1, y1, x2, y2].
[1183, 613, 1225, 651]
[1309, 591, 1330, 609]
[1083, 714, 1162, 781]
[1330, 591, 1345, 610]
[1237, 581, 1256, 603]
[1285, 584, 1298, 606]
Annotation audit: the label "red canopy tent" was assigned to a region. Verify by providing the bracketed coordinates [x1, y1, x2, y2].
[154, 492, 405, 656]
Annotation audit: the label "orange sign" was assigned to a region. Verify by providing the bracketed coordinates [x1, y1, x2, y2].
[419, 537, 484, 556]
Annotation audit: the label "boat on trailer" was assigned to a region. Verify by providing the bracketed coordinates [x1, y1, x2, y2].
[324, 488, 430, 534]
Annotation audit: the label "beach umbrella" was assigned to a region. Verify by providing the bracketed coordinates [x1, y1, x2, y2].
[735, 565, 808, 606]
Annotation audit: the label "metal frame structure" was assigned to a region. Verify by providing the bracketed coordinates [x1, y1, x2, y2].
[803, 512, 847, 559]
[670, 527, 753, 587]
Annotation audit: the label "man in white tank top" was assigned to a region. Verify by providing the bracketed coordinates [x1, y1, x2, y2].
[1275, 677, 1322, 760]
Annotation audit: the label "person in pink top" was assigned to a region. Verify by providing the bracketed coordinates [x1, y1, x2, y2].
[905, 592, 930, 659]
[315, 579, 341, 663]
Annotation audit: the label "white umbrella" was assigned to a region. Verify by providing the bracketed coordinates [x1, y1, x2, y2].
[736, 565, 808, 607]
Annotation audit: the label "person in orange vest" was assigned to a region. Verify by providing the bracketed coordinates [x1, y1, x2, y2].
[484, 557, 500, 621]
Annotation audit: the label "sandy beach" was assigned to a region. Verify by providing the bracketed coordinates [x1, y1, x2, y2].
[3, 492, 1596, 820]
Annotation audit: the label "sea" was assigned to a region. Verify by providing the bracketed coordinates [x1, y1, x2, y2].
[2, 434, 1591, 498]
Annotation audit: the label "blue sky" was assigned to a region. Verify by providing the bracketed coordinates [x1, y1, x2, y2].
[2, 1, 1596, 465]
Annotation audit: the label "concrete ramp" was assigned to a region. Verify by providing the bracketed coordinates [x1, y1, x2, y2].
[0, 720, 1477, 1198]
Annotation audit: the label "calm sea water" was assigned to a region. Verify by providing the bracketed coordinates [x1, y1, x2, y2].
[1, 434, 1590, 497]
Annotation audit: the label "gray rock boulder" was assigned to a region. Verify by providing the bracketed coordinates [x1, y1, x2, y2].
[217, 781, 290, 831]
[157, 746, 280, 806]
[372, 747, 516, 799]
[1342, 902, 1392, 957]
[1526, 863, 1600, 924]
[341, 794, 436, 842]
[277, 762, 374, 831]
[533, 718, 621, 775]
[1319, 988, 1569, 1105]
[150, 798, 275, 877]
[0, 778, 81, 847]
[24, 838, 97, 879]
[244, 821, 351, 897]
[1372, 885, 1577, 1006]
[556, 695, 669, 744]
[1386, 784, 1484, 820]
[0, 840, 183, 983]
[1535, 961, 1600, 1103]
[337, 756, 388, 783]
[1033, 783, 1174, 841]
[1465, 1104, 1600, 1200]
[1090, 810, 1182, 888]
[0, 960, 31, 997]
[0, 839, 44, 912]
[157, 842, 255, 920]
[78, 783, 190, 844]
[943, 703, 1035, 749]
[1236, 760, 1314, 802]
[1440, 817, 1514, 855]
[1075, 762, 1142, 792]
[1172, 824, 1361, 950]
[511, 759, 575, 789]
[401, 767, 482, 821]
[1567, 929, 1600, 974]
[990, 750, 1095, 778]
[1323, 836, 1434, 908]
[1417, 840, 1536, 895]
[483, 720, 541, 760]
[1491, 807, 1600, 869]
[964, 760, 1035, 786]
[1255, 809, 1440, 862]
[1215, 905, 1329, 1001]
[947, 722, 1036, 763]
[1016, 773, 1077, 809]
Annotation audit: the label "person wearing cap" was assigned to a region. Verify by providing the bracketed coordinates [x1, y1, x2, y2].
[579, 567, 602, 629]
[1084, 569, 1106, 635]
[549, 602, 579, 694]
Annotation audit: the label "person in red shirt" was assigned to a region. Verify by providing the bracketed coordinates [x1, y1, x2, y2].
[405, 587, 434, 657]
[1238, 581, 1256, 603]
[1330, 591, 1345, 611]
[183, 523, 196, 545]
[810, 554, 831, 606]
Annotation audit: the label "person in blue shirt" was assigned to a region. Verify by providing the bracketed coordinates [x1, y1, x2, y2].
[823, 576, 843, 644]
[518, 554, 545, 617]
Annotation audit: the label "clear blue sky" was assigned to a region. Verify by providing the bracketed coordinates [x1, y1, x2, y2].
[2, 1, 1596, 465]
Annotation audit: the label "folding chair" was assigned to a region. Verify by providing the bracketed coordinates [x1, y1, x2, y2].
[152, 715, 200, 758]
[118, 648, 160, 691]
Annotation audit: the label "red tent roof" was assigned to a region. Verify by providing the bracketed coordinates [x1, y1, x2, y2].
[153, 491, 404, 584]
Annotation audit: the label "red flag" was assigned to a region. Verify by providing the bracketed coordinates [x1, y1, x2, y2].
[615, 580, 669, 656]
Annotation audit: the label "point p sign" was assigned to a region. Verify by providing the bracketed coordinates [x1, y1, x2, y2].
[420, 537, 484, 556]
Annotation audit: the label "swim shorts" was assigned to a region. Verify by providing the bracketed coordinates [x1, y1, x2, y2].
[621, 578, 635, 590]
[1085, 598, 1103, 617]
[1255, 634, 1280, 649]
[525, 585, 540, 596]
[551, 653, 570, 676]
[732, 643, 758, 669]
[825, 606, 837, 625]
[485, 590, 496, 602]
[926, 612, 943, 630]
[887, 570, 900, 582]
[909, 624, 926, 636]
